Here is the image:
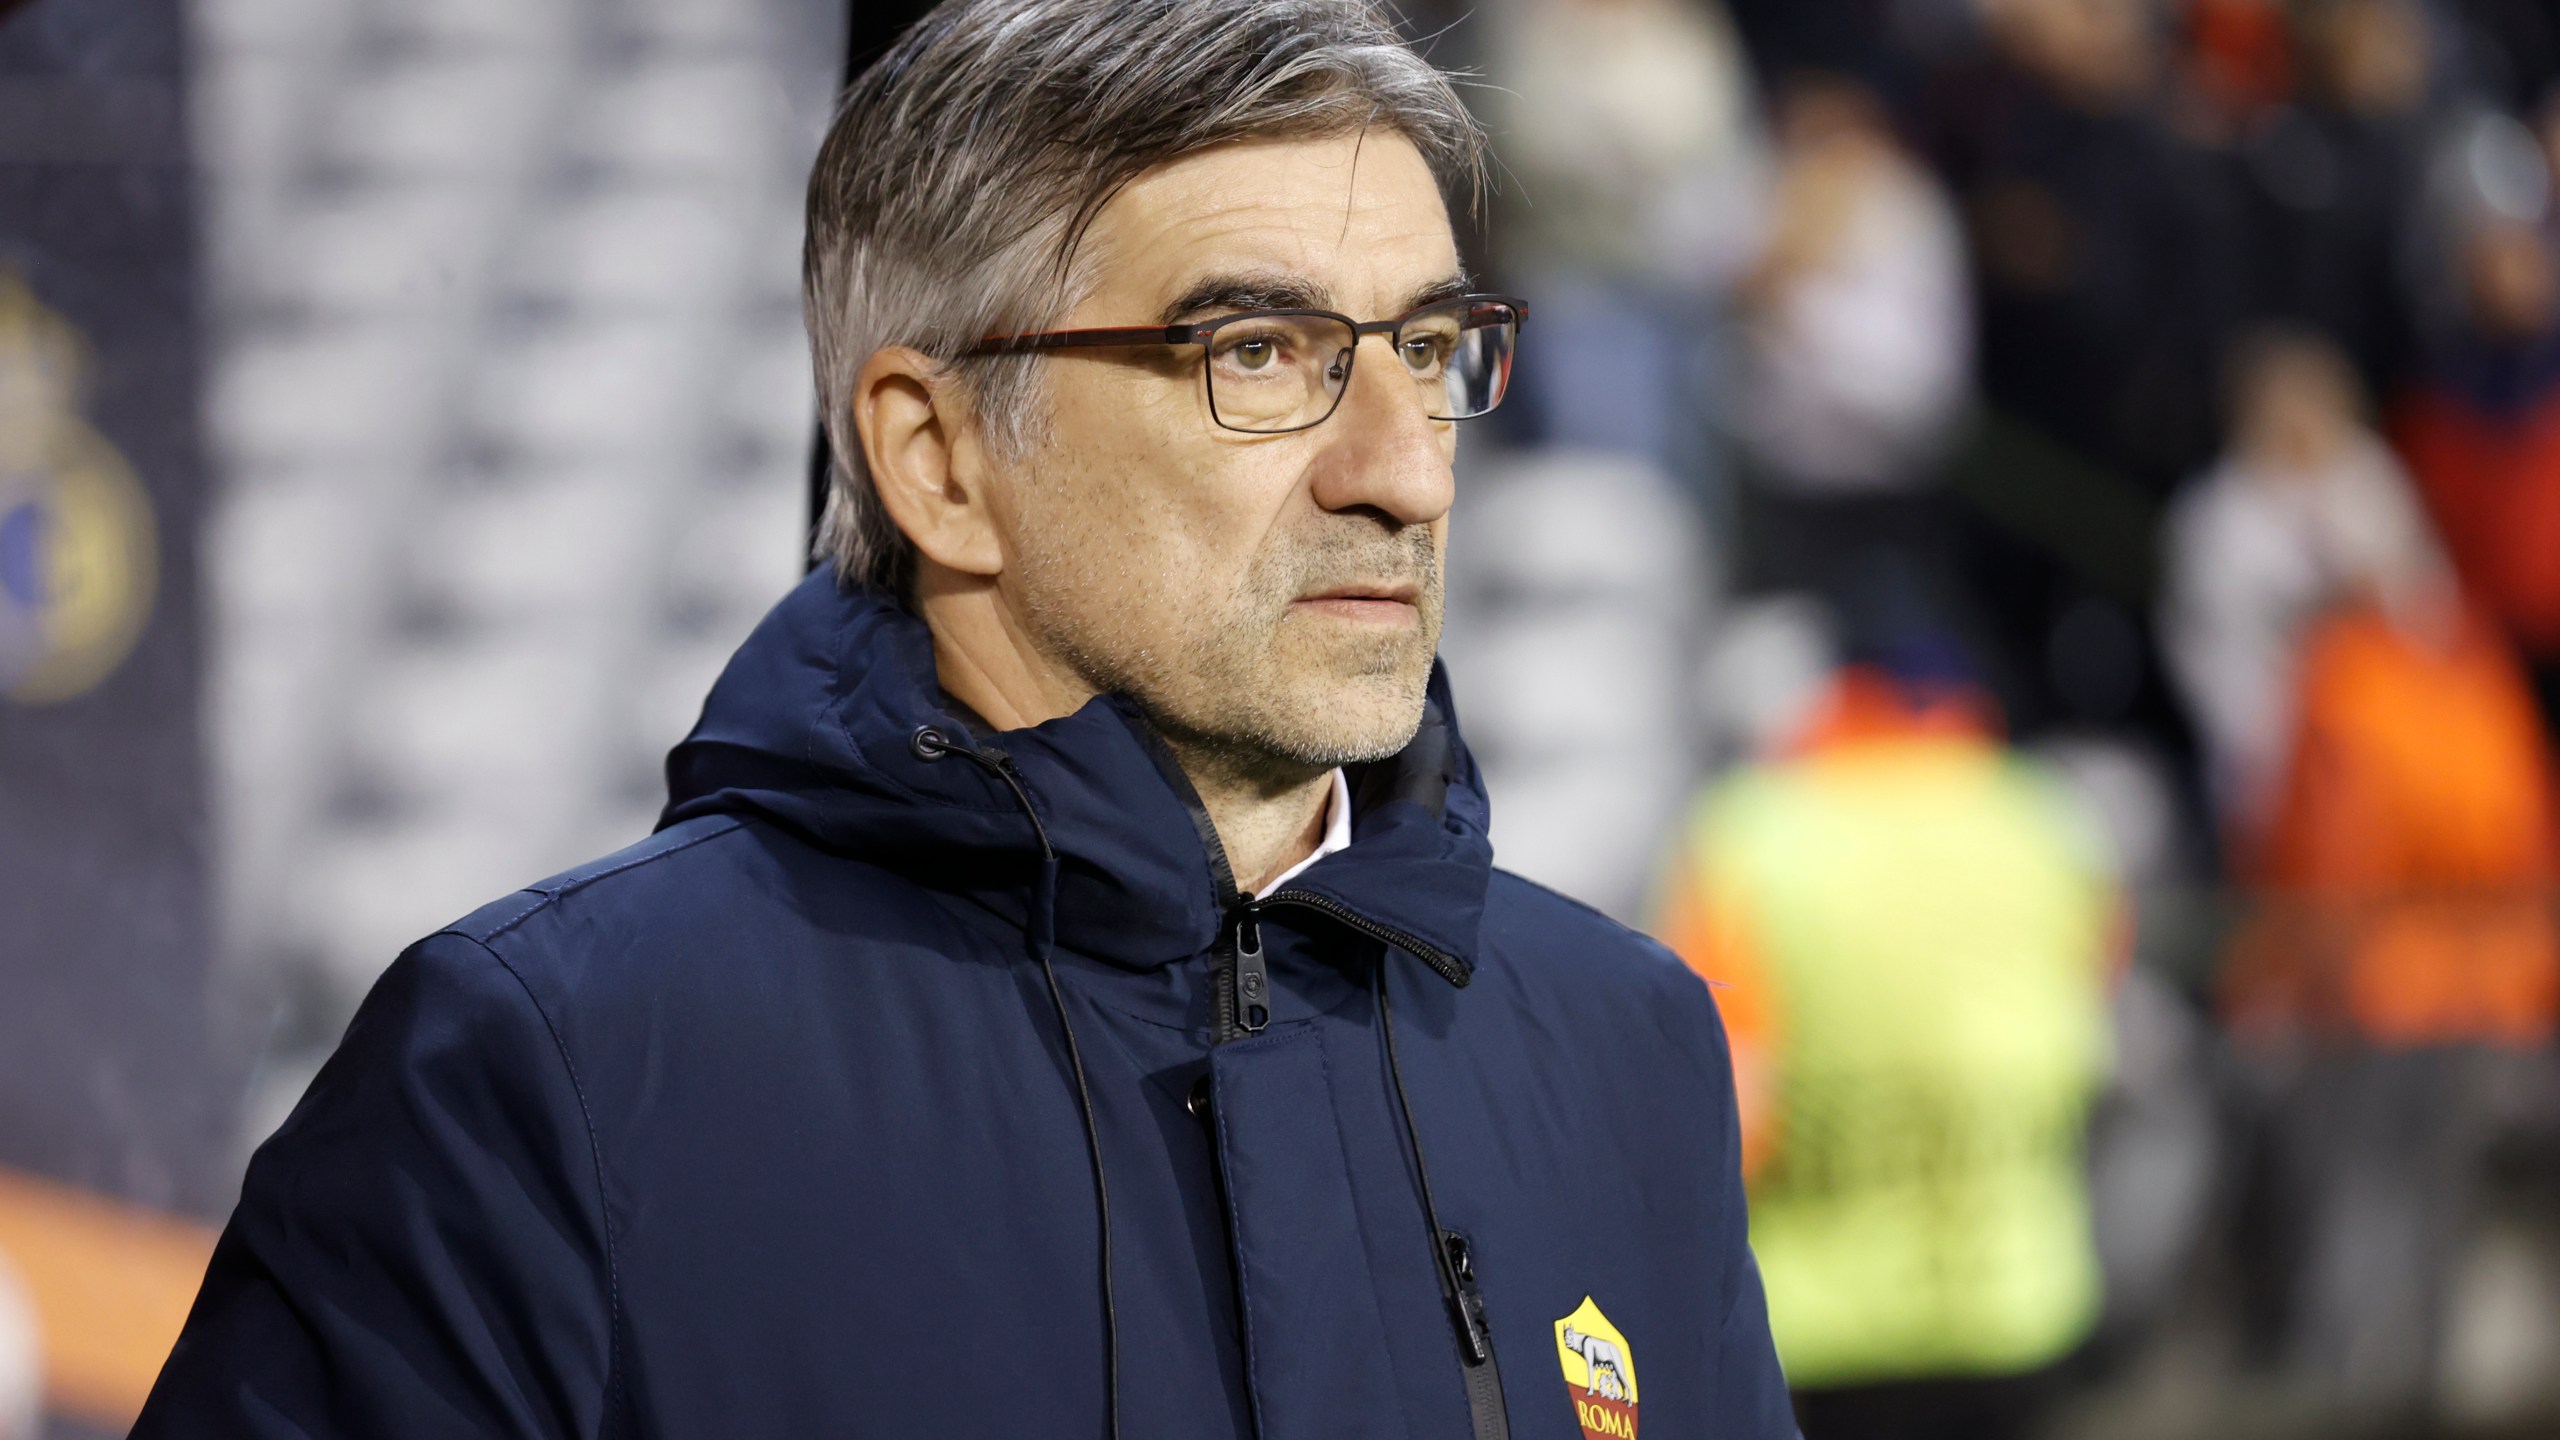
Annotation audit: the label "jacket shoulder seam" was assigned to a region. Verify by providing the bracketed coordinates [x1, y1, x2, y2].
[471, 818, 747, 944]
[451, 930, 629, 1438]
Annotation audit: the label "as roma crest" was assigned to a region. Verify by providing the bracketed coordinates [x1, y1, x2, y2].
[1553, 1296, 1638, 1439]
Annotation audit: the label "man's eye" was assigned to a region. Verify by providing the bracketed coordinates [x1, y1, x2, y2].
[1224, 336, 1281, 370]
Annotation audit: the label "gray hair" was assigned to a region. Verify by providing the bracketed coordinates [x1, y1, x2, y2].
[802, 0, 1486, 592]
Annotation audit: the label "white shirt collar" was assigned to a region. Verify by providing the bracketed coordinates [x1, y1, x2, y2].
[1255, 768, 1352, 897]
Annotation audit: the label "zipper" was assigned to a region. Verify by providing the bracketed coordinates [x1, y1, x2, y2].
[1213, 903, 1274, 1043]
[1442, 1232, 1494, 1364]
[1442, 1233, 1510, 1440]
[1232, 908, 1271, 1035]
[1215, 889, 1465, 1044]
[1131, 711, 1468, 1024]
[1261, 888, 1471, 988]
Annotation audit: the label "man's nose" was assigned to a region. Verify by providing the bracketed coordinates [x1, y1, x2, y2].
[1304, 333, 1456, 526]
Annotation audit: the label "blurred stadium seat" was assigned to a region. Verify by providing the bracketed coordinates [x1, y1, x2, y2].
[192, 0, 834, 1159]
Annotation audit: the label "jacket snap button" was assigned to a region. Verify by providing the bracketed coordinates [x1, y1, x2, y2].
[1186, 1073, 1213, 1120]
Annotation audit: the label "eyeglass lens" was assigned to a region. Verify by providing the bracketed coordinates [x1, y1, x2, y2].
[1204, 299, 1519, 434]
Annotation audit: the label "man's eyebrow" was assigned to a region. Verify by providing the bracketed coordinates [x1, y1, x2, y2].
[1157, 269, 1480, 325]
[1158, 272, 1334, 324]
[1398, 272, 1473, 313]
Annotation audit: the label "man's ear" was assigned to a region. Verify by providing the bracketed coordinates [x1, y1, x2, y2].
[852, 345, 1004, 578]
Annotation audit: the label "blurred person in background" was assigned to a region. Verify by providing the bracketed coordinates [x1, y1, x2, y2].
[2393, 109, 2560, 728]
[1656, 631, 2117, 1440]
[1915, 0, 2247, 749]
[2161, 328, 2447, 833]
[1730, 70, 1972, 626]
[1929, 0, 2246, 498]
[2213, 323, 2560, 1416]
[131, 1, 1798, 1436]
[1481, 0, 1763, 485]
[2234, 0, 2436, 395]
[2215, 595, 2560, 1415]
[2224, 587, 2559, 1057]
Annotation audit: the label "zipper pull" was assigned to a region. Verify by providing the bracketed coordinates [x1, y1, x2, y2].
[1443, 1232, 1494, 1366]
[1233, 908, 1271, 1035]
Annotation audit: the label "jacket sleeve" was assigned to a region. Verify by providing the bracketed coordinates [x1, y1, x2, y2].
[132, 932, 616, 1439]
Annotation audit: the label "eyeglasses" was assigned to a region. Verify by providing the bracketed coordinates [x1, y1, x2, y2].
[963, 293, 1527, 435]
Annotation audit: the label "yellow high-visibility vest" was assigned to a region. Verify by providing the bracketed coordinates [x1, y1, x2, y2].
[1671, 737, 2113, 1388]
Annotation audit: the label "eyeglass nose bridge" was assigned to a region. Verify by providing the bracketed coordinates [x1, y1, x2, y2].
[1313, 318, 1460, 424]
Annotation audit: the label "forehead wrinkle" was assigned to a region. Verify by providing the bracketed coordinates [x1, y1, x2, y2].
[1080, 135, 1461, 323]
[1079, 192, 1322, 318]
[1150, 206, 1461, 316]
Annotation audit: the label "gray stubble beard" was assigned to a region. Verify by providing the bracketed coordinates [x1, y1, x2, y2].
[1022, 518, 1444, 780]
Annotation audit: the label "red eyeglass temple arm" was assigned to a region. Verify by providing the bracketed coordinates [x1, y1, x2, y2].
[964, 324, 1196, 356]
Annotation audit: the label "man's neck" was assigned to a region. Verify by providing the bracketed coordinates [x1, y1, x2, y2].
[917, 571, 1333, 896]
[1152, 732, 1333, 897]
[916, 573, 1094, 732]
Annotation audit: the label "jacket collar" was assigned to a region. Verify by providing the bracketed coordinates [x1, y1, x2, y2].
[661, 573, 1493, 979]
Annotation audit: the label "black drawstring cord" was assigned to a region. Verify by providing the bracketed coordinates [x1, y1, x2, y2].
[1028, 856, 1121, 1436]
[1374, 958, 1480, 1361]
[911, 726, 1120, 1440]
[1376, 959, 1512, 1440]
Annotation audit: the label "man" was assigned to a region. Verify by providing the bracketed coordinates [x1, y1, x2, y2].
[136, 2, 1791, 1435]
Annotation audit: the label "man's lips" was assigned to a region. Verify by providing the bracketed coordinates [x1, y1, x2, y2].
[1292, 581, 1423, 621]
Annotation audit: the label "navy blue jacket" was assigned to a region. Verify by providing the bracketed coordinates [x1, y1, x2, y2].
[136, 575, 1793, 1439]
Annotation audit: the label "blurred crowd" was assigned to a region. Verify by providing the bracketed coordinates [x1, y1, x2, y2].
[1424, 0, 2560, 1436]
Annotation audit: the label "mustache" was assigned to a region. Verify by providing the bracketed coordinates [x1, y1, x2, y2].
[1273, 526, 1442, 601]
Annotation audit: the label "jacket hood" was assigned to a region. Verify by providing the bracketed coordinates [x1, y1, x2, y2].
[660, 572, 1494, 975]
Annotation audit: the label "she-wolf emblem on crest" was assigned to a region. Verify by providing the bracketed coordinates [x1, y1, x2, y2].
[1552, 1295, 1639, 1439]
